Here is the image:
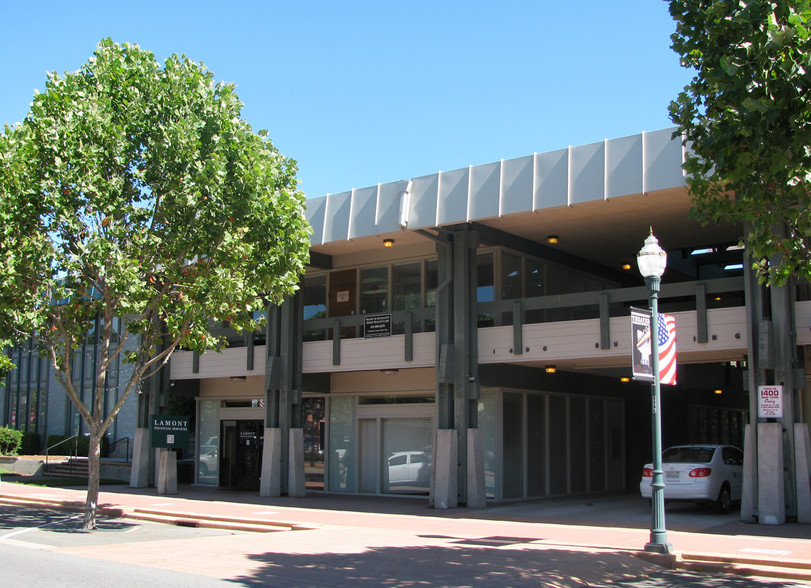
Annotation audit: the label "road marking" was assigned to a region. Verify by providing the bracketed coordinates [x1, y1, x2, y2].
[740, 547, 792, 555]
[252, 511, 279, 515]
[149, 502, 176, 506]
[0, 514, 82, 541]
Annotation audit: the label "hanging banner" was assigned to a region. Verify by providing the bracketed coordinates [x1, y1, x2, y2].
[631, 307, 677, 385]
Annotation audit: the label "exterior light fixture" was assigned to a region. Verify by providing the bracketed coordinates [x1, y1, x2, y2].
[547, 235, 560, 245]
[715, 389, 723, 395]
[545, 365, 557, 374]
[383, 239, 395, 248]
[620, 376, 631, 383]
[621, 263, 632, 271]
[637, 228, 672, 555]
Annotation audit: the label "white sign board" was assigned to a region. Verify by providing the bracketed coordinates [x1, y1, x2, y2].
[758, 385, 784, 419]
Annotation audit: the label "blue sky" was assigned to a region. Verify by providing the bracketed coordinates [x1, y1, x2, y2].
[1, 1, 691, 199]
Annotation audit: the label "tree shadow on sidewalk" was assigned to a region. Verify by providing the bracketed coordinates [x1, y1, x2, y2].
[229, 543, 802, 588]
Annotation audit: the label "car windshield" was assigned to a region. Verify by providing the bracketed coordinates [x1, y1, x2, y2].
[662, 447, 715, 464]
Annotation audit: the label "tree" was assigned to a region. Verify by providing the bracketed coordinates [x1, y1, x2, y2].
[668, 0, 811, 285]
[0, 39, 310, 529]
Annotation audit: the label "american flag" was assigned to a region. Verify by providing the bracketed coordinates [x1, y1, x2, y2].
[657, 313, 677, 385]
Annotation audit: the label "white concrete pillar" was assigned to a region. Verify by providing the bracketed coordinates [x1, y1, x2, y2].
[288, 428, 306, 497]
[157, 449, 177, 495]
[758, 422, 786, 525]
[466, 429, 486, 508]
[260, 428, 282, 497]
[130, 427, 150, 488]
[794, 423, 811, 524]
[740, 424, 758, 522]
[430, 429, 458, 509]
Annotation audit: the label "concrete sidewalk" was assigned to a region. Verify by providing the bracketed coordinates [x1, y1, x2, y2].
[2, 480, 811, 583]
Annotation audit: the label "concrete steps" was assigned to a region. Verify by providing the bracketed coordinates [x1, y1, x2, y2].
[677, 552, 811, 583]
[126, 508, 315, 533]
[44, 458, 89, 478]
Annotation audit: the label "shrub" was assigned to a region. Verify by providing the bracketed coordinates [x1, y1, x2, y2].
[0, 427, 24, 455]
[20, 432, 42, 455]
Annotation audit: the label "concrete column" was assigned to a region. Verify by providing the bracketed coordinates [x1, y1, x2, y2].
[758, 423, 786, 525]
[260, 427, 282, 497]
[288, 428, 306, 497]
[130, 427, 150, 488]
[740, 424, 758, 522]
[466, 429, 486, 508]
[795, 423, 811, 524]
[431, 428, 458, 509]
[157, 449, 177, 495]
[432, 227, 484, 508]
[263, 293, 304, 497]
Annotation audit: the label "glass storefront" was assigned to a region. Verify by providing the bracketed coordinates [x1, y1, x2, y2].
[328, 396, 355, 492]
[480, 390, 625, 500]
[303, 397, 325, 490]
[197, 399, 220, 485]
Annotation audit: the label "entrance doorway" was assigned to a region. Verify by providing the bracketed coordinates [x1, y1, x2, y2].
[220, 420, 263, 491]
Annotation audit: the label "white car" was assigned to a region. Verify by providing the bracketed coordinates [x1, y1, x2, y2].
[639, 444, 744, 513]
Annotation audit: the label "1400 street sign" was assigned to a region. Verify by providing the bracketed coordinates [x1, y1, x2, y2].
[757, 386, 784, 419]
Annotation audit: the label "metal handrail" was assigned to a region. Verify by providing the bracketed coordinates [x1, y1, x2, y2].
[108, 436, 131, 463]
[44, 434, 80, 472]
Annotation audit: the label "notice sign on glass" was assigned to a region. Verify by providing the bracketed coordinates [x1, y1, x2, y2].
[150, 415, 190, 449]
[758, 385, 784, 419]
[364, 313, 392, 338]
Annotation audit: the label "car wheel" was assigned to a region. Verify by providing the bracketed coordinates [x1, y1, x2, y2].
[199, 463, 209, 477]
[716, 484, 731, 514]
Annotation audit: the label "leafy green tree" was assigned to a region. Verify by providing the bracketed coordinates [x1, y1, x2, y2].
[668, 0, 811, 285]
[0, 39, 310, 528]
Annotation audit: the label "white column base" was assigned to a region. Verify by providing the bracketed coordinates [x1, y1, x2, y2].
[260, 428, 282, 497]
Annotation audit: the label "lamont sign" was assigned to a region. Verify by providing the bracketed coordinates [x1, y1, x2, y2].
[150, 415, 190, 449]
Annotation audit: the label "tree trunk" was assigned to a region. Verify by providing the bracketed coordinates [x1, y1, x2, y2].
[82, 433, 102, 530]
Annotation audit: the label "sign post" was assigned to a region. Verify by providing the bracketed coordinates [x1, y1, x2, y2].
[150, 415, 189, 495]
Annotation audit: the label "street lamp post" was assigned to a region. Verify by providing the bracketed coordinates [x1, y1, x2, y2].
[637, 229, 673, 554]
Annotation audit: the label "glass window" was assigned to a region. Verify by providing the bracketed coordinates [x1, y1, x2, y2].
[478, 390, 497, 499]
[501, 252, 522, 300]
[501, 252, 522, 325]
[526, 259, 545, 323]
[392, 262, 421, 335]
[360, 266, 388, 315]
[477, 252, 494, 327]
[503, 392, 524, 499]
[527, 394, 546, 496]
[424, 259, 437, 332]
[197, 399, 220, 485]
[328, 396, 355, 492]
[569, 396, 587, 493]
[303, 275, 327, 342]
[382, 418, 432, 495]
[303, 397, 325, 490]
